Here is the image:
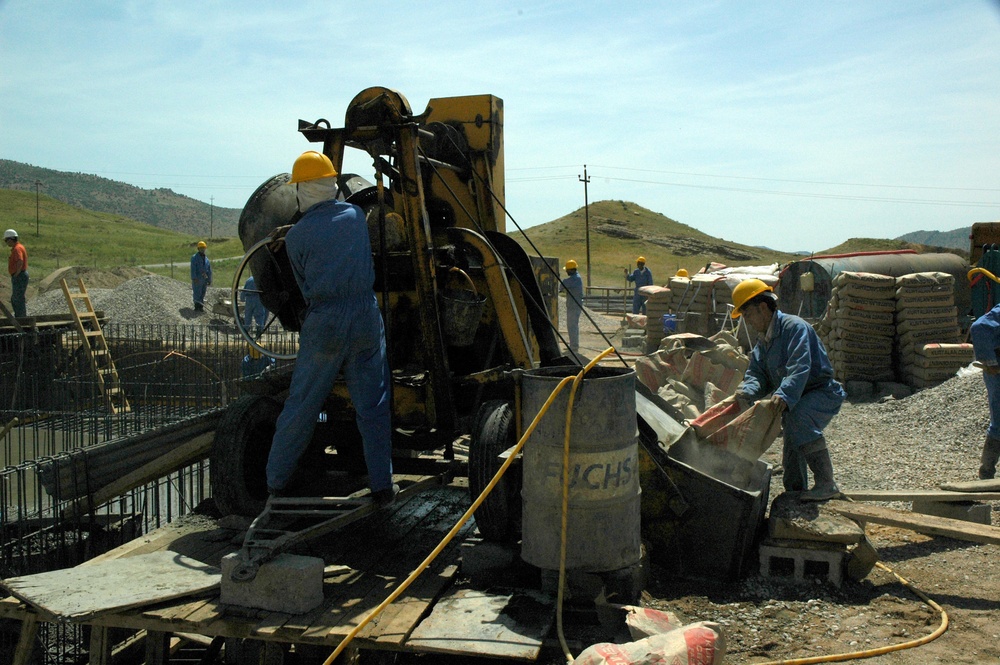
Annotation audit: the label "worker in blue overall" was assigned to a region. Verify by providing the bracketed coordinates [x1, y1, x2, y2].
[190, 241, 212, 311]
[969, 302, 1000, 479]
[625, 256, 653, 314]
[562, 259, 584, 356]
[731, 278, 846, 501]
[266, 151, 396, 505]
[242, 344, 275, 378]
[240, 275, 268, 333]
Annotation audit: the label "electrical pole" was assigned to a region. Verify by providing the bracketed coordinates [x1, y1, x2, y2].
[210, 196, 214, 240]
[34, 180, 41, 236]
[578, 165, 591, 288]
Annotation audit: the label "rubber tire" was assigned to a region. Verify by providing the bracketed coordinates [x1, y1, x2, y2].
[210, 395, 282, 517]
[469, 400, 522, 543]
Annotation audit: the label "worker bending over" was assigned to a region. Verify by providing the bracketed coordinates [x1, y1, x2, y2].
[625, 256, 653, 315]
[266, 151, 395, 505]
[732, 278, 846, 501]
[970, 303, 1000, 479]
[562, 259, 584, 356]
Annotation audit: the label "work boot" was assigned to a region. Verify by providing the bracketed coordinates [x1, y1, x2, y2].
[372, 483, 400, 508]
[980, 435, 1000, 480]
[801, 448, 842, 502]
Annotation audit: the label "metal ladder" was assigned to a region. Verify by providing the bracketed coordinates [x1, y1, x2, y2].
[61, 277, 130, 414]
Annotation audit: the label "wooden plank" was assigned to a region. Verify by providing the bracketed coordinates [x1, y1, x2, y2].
[825, 500, 1000, 545]
[406, 588, 554, 661]
[939, 479, 1000, 492]
[1, 551, 220, 622]
[11, 613, 39, 665]
[843, 489, 1000, 502]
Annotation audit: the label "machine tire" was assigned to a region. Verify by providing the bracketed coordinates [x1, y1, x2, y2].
[210, 396, 282, 517]
[469, 400, 522, 543]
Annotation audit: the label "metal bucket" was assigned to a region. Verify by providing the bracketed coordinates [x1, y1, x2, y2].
[520, 365, 641, 572]
[438, 289, 486, 346]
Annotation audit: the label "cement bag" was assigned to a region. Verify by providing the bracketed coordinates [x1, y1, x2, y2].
[638, 285, 672, 303]
[625, 313, 648, 329]
[634, 348, 688, 392]
[895, 306, 958, 323]
[692, 400, 783, 462]
[832, 336, 893, 355]
[915, 343, 973, 359]
[912, 355, 967, 370]
[833, 271, 897, 300]
[658, 382, 702, 420]
[833, 318, 895, 338]
[895, 317, 959, 334]
[574, 621, 726, 665]
[837, 294, 896, 313]
[895, 293, 954, 310]
[896, 271, 954, 288]
[681, 349, 745, 395]
[835, 307, 894, 325]
[624, 606, 684, 640]
[898, 328, 959, 347]
[908, 365, 959, 381]
[830, 351, 892, 368]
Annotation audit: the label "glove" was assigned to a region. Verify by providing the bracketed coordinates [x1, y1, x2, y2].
[768, 393, 787, 413]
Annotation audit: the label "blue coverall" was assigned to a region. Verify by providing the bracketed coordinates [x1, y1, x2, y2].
[242, 353, 275, 378]
[190, 251, 212, 308]
[562, 270, 584, 352]
[626, 266, 654, 314]
[970, 303, 1000, 440]
[740, 310, 846, 491]
[240, 275, 268, 331]
[266, 199, 393, 494]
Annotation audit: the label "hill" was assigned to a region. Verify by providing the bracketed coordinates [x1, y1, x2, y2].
[819, 237, 968, 260]
[0, 159, 241, 238]
[896, 227, 970, 251]
[511, 200, 798, 286]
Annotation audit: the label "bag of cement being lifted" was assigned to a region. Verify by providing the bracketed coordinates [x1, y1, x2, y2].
[689, 398, 783, 462]
[574, 621, 726, 665]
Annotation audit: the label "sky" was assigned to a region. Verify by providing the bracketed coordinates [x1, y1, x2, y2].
[1, 1, 998, 253]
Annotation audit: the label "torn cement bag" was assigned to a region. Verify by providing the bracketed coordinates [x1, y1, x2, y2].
[574, 621, 726, 665]
[624, 605, 684, 640]
[690, 399, 783, 462]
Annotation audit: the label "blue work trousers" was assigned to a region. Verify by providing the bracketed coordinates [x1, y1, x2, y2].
[266, 303, 392, 493]
[192, 279, 209, 307]
[632, 293, 647, 315]
[985, 371, 1000, 440]
[10, 271, 28, 318]
[780, 387, 844, 491]
[567, 305, 581, 351]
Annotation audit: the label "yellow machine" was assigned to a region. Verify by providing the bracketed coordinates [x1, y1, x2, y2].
[212, 88, 571, 540]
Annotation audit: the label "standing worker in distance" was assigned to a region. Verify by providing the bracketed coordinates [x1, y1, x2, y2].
[731, 278, 846, 501]
[240, 274, 268, 333]
[562, 259, 584, 357]
[4, 229, 28, 318]
[625, 257, 653, 315]
[266, 150, 395, 505]
[190, 241, 212, 311]
[969, 302, 1000, 479]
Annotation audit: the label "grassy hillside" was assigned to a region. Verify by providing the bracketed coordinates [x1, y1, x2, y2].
[511, 200, 798, 286]
[819, 237, 968, 260]
[0, 159, 242, 238]
[0, 189, 245, 288]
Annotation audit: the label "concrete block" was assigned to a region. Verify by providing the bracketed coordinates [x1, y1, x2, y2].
[759, 539, 846, 587]
[221, 552, 324, 614]
[769, 492, 864, 544]
[911, 500, 992, 525]
[846, 534, 879, 581]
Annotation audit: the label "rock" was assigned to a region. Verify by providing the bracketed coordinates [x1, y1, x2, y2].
[768, 492, 865, 544]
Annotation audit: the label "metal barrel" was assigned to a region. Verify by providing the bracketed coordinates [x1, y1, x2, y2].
[520, 365, 641, 572]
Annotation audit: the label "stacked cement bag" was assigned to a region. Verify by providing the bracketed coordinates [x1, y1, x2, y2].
[822, 271, 896, 383]
[894, 272, 963, 387]
[639, 285, 673, 353]
[671, 275, 728, 337]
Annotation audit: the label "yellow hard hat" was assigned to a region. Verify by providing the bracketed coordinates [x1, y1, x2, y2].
[675, 268, 689, 278]
[289, 150, 338, 184]
[197, 241, 207, 249]
[731, 278, 773, 319]
[636, 257, 646, 264]
[247, 344, 262, 360]
[565, 259, 578, 270]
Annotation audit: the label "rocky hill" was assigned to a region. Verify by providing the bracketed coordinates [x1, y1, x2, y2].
[895, 227, 971, 252]
[0, 159, 241, 238]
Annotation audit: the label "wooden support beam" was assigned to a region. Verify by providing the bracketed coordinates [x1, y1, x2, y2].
[825, 500, 1000, 546]
[89, 626, 112, 665]
[843, 489, 1000, 502]
[11, 613, 38, 665]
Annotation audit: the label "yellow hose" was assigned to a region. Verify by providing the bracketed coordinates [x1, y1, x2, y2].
[322, 350, 614, 665]
[968, 266, 1000, 284]
[556, 348, 617, 663]
[753, 560, 948, 665]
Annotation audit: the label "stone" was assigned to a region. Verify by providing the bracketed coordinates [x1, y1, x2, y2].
[768, 492, 865, 544]
[220, 552, 324, 614]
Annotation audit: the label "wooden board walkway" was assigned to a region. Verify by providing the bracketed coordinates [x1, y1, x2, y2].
[0, 479, 555, 663]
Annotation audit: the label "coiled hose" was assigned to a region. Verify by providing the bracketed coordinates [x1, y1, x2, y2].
[322, 348, 616, 665]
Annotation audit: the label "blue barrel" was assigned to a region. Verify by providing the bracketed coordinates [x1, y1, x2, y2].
[520, 366, 641, 572]
[662, 313, 677, 334]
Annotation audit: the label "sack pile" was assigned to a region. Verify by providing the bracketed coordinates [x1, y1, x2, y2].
[668, 274, 731, 337]
[819, 271, 897, 382]
[634, 331, 748, 420]
[894, 272, 963, 387]
[637, 285, 673, 353]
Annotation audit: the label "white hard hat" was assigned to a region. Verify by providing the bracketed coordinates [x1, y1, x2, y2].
[3, 229, 17, 240]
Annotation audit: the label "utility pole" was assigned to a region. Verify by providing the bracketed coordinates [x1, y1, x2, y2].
[34, 180, 41, 236]
[578, 165, 592, 288]
[209, 196, 214, 240]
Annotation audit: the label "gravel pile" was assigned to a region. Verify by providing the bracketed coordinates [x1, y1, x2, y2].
[29, 274, 233, 326]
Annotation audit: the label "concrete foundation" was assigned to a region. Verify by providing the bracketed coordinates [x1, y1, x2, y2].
[221, 552, 324, 614]
[911, 500, 992, 525]
[759, 539, 846, 587]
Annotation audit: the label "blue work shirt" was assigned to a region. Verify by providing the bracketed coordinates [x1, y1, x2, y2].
[563, 271, 584, 313]
[741, 310, 845, 447]
[190, 252, 212, 284]
[626, 266, 654, 295]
